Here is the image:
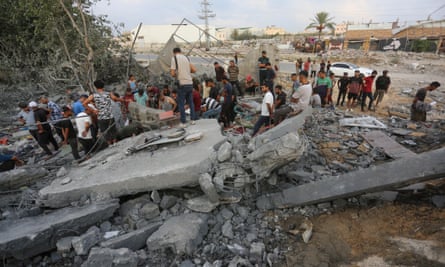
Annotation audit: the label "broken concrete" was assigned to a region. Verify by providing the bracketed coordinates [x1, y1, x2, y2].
[81, 247, 138, 267]
[72, 226, 101, 255]
[0, 167, 48, 190]
[146, 213, 209, 255]
[39, 119, 225, 208]
[0, 201, 118, 260]
[256, 147, 445, 209]
[247, 107, 311, 178]
[100, 222, 162, 251]
[362, 131, 416, 159]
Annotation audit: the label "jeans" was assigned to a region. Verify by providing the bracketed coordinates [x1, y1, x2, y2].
[202, 106, 221, 119]
[177, 84, 195, 123]
[361, 92, 373, 110]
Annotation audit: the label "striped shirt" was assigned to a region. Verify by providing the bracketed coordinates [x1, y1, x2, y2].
[48, 101, 63, 121]
[201, 97, 221, 111]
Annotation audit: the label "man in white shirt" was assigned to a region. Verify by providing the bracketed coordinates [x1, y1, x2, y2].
[252, 84, 274, 136]
[273, 70, 312, 125]
[170, 47, 197, 127]
[75, 111, 94, 155]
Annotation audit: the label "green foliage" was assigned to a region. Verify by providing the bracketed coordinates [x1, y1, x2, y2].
[305, 11, 336, 40]
[411, 39, 435, 53]
[230, 29, 256, 40]
[0, 0, 127, 90]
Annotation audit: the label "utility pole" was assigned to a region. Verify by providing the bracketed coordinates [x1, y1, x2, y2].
[198, 0, 215, 51]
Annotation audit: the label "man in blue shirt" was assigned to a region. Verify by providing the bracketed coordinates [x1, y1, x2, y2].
[72, 94, 87, 116]
[0, 153, 23, 172]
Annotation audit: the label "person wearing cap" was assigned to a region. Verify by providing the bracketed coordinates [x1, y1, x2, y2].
[258, 50, 270, 86]
[245, 75, 257, 96]
[374, 70, 391, 108]
[346, 70, 363, 112]
[32, 101, 59, 156]
[337, 72, 350, 106]
[17, 102, 39, 141]
[362, 70, 378, 111]
[411, 81, 441, 122]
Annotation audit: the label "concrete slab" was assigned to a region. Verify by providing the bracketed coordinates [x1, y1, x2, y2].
[256, 147, 445, 210]
[0, 200, 119, 260]
[100, 222, 162, 251]
[39, 119, 225, 208]
[362, 131, 416, 159]
[0, 167, 48, 190]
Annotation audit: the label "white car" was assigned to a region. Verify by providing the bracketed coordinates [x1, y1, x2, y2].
[329, 62, 373, 77]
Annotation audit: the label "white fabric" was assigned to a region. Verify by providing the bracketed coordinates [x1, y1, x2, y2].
[261, 91, 274, 116]
[75, 112, 92, 139]
[290, 83, 312, 111]
[171, 54, 193, 86]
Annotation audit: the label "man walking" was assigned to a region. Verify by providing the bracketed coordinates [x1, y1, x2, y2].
[227, 60, 240, 97]
[346, 70, 363, 112]
[361, 70, 377, 112]
[337, 72, 349, 106]
[411, 81, 441, 122]
[252, 84, 274, 136]
[170, 47, 197, 127]
[374, 70, 391, 108]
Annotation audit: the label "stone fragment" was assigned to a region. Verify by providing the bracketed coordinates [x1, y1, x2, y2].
[56, 167, 68, 178]
[186, 196, 220, 213]
[72, 226, 101, 255]
[0, 201, 118, 260]
[160, 195, 178, 210]
[217, 142, 232, 162]
[199, 173, 220, 203]
[147, 213, 209, 255]
[139, 202, 160, 220]
[0, 167, 48, 190]
[151, 190, 161, 204]
[56, 236, 75, 252]
[249, 242, 265, 262]
[81, 247, 138, 267]
[222, 221, 234, 239]
[100, 222, 161, 251]
[432, 195, 445, 208]
[179, 259, 196, 267]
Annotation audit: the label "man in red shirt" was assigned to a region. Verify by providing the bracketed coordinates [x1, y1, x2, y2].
[192, 84, 202, 120]
[362, 70, 377, 112]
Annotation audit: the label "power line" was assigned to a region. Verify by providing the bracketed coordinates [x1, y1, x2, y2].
[198, 0, 215, 51]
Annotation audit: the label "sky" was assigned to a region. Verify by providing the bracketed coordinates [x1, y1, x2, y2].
[92, 0, 445, 33]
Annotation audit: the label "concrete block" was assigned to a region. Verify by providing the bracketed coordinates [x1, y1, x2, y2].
[147, 213, 209, 255]
[199, 173, 220, 203]
[0, 201, 118, 260]
[159, 195, 177, 210]
[0, 167, 48, 190]
[72, 226, 101, 255]
[81, 247, 138, 267]
[56, 236, 75, 252]
[217, 141, 232, 162]
[139, 202, 160, 220]
[39, 119, 225, 208]
[100, 222, 162, 251]
[257, 147, 445, 209]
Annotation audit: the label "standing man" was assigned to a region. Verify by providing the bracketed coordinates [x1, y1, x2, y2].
[291, 73, 300, 93]
[346, 70, 363, 112]
[170, 47, 197, 127]
[313, 70, 332, 106]
[32, 101, 59, 156]
[265, 62, 276, 99]
[303, 58, 311, 72]
[337, 72, 349, 106]
[39, 95, 64, 141]
[83, 80, 122, 145]
[17, 102, 38, 141]
[374, 70, 391, 108]
[362, 70, 377, 112]
[258, 50, 270, 86]
[60, 106, 81, 160]
[411, 81, 441, 122]
[75, 109, 95, 156]
[252, 84, 274, 136]
[227, 60, 240, 97]
[134, 88, 148, 107]
[214, 62, 225, 91]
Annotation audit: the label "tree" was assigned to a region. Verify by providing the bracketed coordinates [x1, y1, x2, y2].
[305, 12, 336, 41]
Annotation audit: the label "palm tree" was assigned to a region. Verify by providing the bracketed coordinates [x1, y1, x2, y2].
[306, 12, 336, 41]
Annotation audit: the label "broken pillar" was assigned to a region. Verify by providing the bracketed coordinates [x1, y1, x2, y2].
[0, 200, 119, 260]
[39, 119, 225, 208]
[256, 147, 445, 210]
[247, 107, 312, 179]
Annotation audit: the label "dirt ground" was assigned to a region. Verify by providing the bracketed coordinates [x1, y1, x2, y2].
[274, 51, 445, 267]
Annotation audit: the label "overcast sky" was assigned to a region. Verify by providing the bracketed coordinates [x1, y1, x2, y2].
[93, 0, 445, 33]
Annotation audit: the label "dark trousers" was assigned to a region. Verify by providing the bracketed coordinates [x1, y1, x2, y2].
[0, 160, 15, 172]
[252, 115, 271, 136]
[259, 70, 267, 86]
[337, 90, 347, 106]
[79, 138, 95, 155]
[37, 129, 59, 155]
[361, 92, 374, 110]
[67, 138, 80, 160]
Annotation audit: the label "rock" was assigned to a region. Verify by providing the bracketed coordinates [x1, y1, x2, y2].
[0, 201, 119, 260]
[220, 208, 234, 220]
[56, 167, 68, 177]
[179, 259, 196, 267]
[72, 226, 101, 255]
[226, 243, 248, 256]
[139, 202, 160, 220]
[56, 236, 75, 252]
[81, 247, 138, 267]
[222, 221, 234, 239]
[236, 206, 250, 219]
[217, 142, 232, 162]
[246, 233, 257, 243]
[103, 231, 120, 239]
[432, 195, 445, 208]
[60, 177, 72, 185]
[100, 221, 112, 232]
[151, 190, 161, 204]
[160, 195, 178, 210]
[228, 256, 252, 267]
[249, 242, 265, 262]
[100, 222, 162, 251]
[147, 213, 209, 256]
[119, 195, 150, 219]
[186, 196, 219, 213]
[0, 167, 48, 190]
[199, 173, 220, 203]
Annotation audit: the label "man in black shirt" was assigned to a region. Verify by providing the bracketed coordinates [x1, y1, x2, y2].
[214, 62, 225, 91]
[411, 81, 441, 122]
[32, 102, 59, 156]
[374, 70, 391, 108]
[337, 72, 349, 106]
[60, 106, 81, 160]
[274, 85, 287, 110]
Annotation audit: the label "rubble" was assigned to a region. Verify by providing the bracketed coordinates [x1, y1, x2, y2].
[0, 200, 118, 260]
[72, 226, 101, 255]
[100, 222, 162, 251]
[81, 247, 138, 267]
[0, 167, 48, 190]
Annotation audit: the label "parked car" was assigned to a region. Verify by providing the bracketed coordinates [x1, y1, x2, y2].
[329, 62, 373, 77]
